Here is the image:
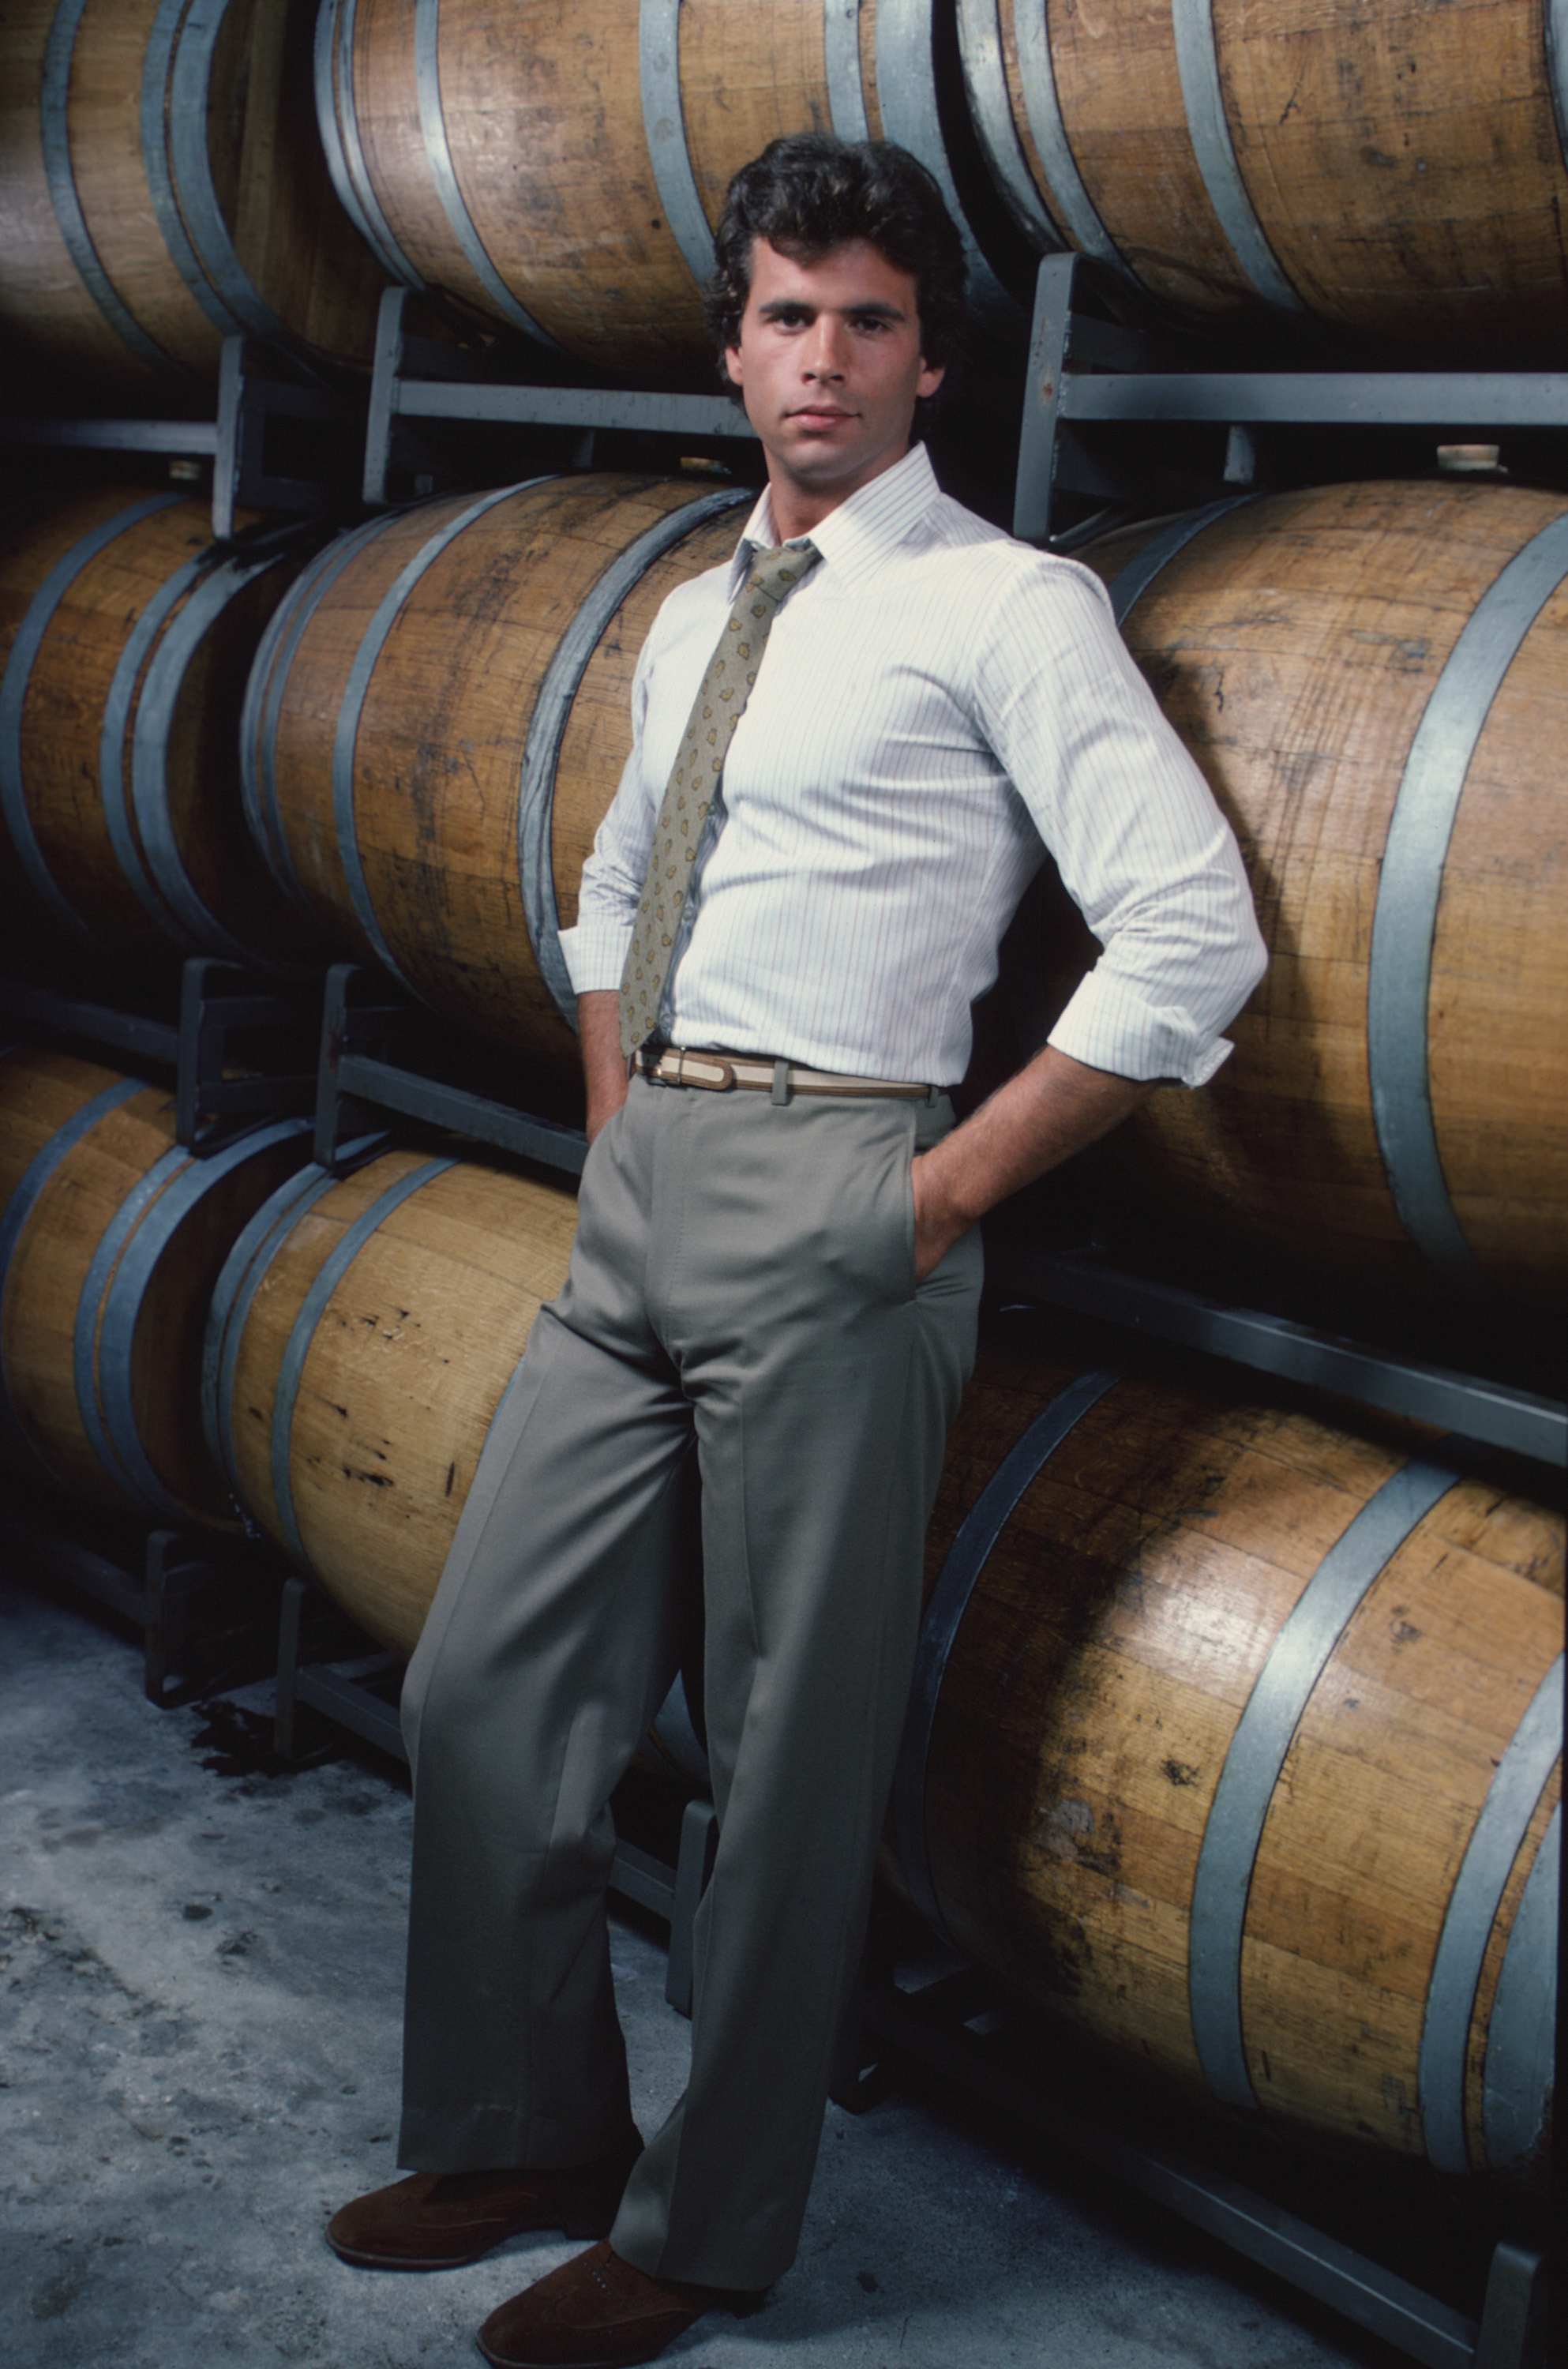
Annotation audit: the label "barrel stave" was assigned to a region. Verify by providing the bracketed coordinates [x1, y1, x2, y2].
[1, 1047, 315, 1524]
[1430, 596, 1568, 1298]
[0, 0, 383, 397]
[679, 0, 838, 223]
[211, 0, 385, 366]
[345, 0, 497, 313]
[1018, 0, 1242, 317]
[150, 551, 328, 974]
[1464, 1778, 1559, 2177]
[1078, 479, 1568, 1308]
[114, 1125, 308, 1527]
[460, 0, 703, 363]
[985, 0, 1568, 353]
[4, 491, 193, 959]
[1218, 0, 1568, 354]
[341, 0, 704, 366]
[2, 490, 328, 972]
[550, 505, 744, 928]
[257, 475, 745, 1062]
[219, 1149, 577, 1652]
[914, 1336, 1562, 2175]
[0, 3, 172, 393]
[70, 0, 222, 379]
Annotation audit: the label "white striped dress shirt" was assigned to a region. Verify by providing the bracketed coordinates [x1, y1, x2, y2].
[559, 445, 1266, 1087]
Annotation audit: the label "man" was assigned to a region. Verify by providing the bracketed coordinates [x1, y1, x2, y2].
[326, 136, 1266, 2369]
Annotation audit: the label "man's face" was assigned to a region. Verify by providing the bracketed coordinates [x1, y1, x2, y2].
[724, 238, 944, 529]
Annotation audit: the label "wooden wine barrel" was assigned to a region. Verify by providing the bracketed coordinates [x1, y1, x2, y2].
[1056, 479, 1568, 1316]
[0, 0, 387, 402]
[891, 1320, 1561, 2183]
[958, 0, 1568, 358]
[202, 1143, 578, 1650]
[0, 1043, 313, 1526]
[240, 472, 749, 1071]
[0, 487, 333, 978]
[313, 0, 1022, 375]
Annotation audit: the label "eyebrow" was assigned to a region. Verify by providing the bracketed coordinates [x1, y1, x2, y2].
[755, 298, 907, 322]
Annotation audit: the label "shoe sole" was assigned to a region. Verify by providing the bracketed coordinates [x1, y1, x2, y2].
[326, 2213, 617, 2272]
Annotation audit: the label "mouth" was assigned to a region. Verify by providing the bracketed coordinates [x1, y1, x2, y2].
[788, 405, 857, 429]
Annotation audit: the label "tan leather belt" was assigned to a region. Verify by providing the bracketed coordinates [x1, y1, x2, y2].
[636, 1046, 933, 1099]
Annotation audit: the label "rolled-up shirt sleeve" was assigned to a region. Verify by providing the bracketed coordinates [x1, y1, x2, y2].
[977, 559, 1267, 1086]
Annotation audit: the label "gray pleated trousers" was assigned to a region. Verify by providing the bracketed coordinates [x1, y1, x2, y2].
[396, 1069, 981, 2290]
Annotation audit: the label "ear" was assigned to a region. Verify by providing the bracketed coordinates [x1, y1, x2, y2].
[725, 342, 745, 387]
[916, 358, 944, 400]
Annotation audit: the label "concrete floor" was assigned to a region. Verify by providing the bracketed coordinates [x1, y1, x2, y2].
[2, 1556, 1421, 2369]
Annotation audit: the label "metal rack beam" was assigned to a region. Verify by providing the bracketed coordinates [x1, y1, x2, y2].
[313, 963, 587, 1179]
[1, 959, 319, 1154]
[0, 1499, 279, 1706]
[850, 1965, 1547, 2369]
[985, 1239, 1566, 1469]
[2, 335, 366, 542]
[1015, 254, 1568, 544]
[363, 288, 756, 506]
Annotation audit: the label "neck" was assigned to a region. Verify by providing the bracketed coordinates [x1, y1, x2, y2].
[763, 444, 914, 545]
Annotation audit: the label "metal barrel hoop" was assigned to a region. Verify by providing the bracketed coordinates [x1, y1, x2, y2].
[70, 1139, 189, 1522]
[239, 512, 402, 909]
[415, 0, 566, 350]
[1106, 496, 1259, 631]
[1417, 1655, 1563, 2175]
[638, 0, 718, 291]
[99, 545, 229, 951]
[130, 548, 315, 974]
[1009, 0, 1123, 268]
[165, 0, 299, 347]
[332, 483, 555, 999]
[1367, 510, 1568, 1301]
[1169, 0, 1304, 313]
[40, 0, 186, 380]
[140, 0, 250, 343]
[516, 486, 753, 1031]
[1187, 1454, 1463, 2116]
[891, 1367, 1123, 1936]
[202, 1161, 342, 1507]
[85, 1117, 315, 1528]
[0, 1074, 146, 1490]
[955, 0, 1062, 252]
[1547, 0, 1568, 171]
[1, 493, 186, 959]
[823, 0, 872, 143]
[313, 0, 430, 292]
[1482, 1798, 1560, 2175]
[875, 0, 1015, 323]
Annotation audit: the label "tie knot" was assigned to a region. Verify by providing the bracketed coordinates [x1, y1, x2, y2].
[746, 540, 820, 606]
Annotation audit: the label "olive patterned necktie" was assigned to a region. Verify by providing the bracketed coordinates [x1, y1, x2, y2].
[618, 538, 821, 1058]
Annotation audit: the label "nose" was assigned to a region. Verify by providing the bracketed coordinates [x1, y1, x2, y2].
[801, 314, 850, 380]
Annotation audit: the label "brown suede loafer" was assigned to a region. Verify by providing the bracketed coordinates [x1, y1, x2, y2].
[476, 2239, 719, 2367]
[325, 2133, 643, 2271]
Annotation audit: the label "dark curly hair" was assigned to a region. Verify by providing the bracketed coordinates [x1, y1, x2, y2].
[705, 134, 968, 396]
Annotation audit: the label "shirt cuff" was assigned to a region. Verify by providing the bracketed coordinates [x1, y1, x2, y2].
[1046, 971, 1237, 1088]
[558, 921, 634, 997]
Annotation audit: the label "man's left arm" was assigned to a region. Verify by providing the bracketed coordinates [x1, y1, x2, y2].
[913, 558, 1270, 1278]
[911, 1043, 1150, 1280]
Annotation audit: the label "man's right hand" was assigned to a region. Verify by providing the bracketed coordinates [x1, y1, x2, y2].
[578, 989, 631, 1144]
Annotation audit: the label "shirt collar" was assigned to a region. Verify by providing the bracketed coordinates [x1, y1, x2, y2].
[728, 443, 942, 595]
